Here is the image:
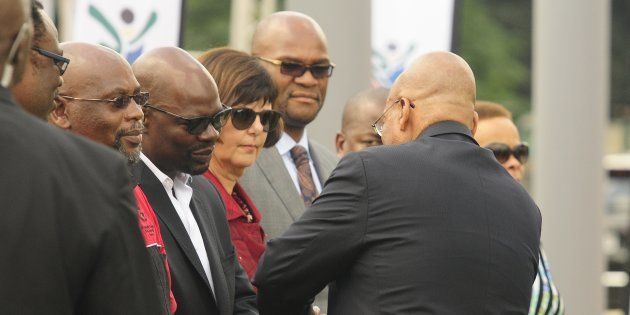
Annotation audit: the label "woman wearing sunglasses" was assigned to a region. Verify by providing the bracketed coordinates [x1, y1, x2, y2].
[198, 48, 282, 280]
[474, 101, 564, 315]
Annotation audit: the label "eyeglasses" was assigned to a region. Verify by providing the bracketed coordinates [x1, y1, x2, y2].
[371, 99, 416, 137]
[143, 103, 232, 135]
[484, 143, 529, 164]
[257, 56, 335, 79]
[59, 91, 149, 109]
[32, 47, 70, 75]
[229, 107, 282, 132]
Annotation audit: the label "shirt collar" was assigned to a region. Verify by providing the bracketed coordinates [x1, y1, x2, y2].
[140, 153, 192, 190]
[276, 130, 310, 156]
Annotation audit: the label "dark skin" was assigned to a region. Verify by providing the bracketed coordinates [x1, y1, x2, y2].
[133, 47, 221, 179]
[12, 9, 63, 120]
[251, 11, 331, 142]
[49, 42, 144, 162]
[0, 0, 32, 88]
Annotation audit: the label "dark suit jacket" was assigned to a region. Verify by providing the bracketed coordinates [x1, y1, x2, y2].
[0, 87, 161, 314]
[254, 121, 542, 315]
[132, 161, 257, 315]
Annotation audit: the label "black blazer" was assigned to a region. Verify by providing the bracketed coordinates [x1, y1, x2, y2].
[132, 161, 257, 315]
[255, 121, 542, 315]
[0, 87, 161, 314]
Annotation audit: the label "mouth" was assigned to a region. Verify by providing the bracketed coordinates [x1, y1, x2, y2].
[289, 91, 319, 104]
[191, 146, 213, 157]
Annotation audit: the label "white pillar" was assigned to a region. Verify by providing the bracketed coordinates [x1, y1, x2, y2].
[229, 0, 257, 51]
[286, 0, 372, 150]
[532, 1, 609, 314]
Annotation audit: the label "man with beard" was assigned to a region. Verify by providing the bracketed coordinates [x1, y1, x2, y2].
[49, 42, 144, 164]
[132, 46, 257, 314]
[47, 42, 176, 314]
[0, 0, 160, 313]
[11, 0, 66, 120]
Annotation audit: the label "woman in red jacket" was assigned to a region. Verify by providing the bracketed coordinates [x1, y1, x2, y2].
[198, 48, 282, 280]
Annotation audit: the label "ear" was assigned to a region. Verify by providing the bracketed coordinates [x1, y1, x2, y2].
[398, 97, 411, 133]
[49, 95, 71, 129]
[471, 110, 479, 136]
[335, 132, 346, 158]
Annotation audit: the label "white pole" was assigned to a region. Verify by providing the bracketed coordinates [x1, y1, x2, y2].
[230, 0, 257, 51]
[532, 0, 609, 314]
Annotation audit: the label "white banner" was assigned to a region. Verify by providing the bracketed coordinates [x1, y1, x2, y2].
[372, 0, 456, 87]
[70, 0, 183, 63]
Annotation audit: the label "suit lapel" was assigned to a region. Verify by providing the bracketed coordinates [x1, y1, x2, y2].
[256, 147, 305, 220]
[190, 190, 230, 315]
[136, 162, 212, 289]
[309, 142, 331, 185]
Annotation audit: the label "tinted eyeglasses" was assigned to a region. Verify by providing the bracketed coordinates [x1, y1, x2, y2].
[485, 143, 529, 164]
[257, 56, 335, 79]
[229, 107, 282, 132]
[144, 103, 232, 135]
[371, 99, 416, 136]
[59, 91, 149, 109]
[32, 47, 70, 75]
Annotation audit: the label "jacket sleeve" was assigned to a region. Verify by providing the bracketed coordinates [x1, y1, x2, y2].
[254, 152, 368, 315]
[77, 160, 163, 315]
[233, 251, 259, 314]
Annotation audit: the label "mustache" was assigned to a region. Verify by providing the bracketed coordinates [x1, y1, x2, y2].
[116, 121, 146, 138]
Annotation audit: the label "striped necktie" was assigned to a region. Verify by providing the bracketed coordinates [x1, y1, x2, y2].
[290, 145, 317, 207]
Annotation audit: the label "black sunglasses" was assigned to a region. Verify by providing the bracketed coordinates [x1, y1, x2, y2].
[257, 56, 335, 79]
[32, 47, 70, 75]
[144, 103, 232, 135]
[485, 143, 529, 164]
[59, 91, 149, 109]
[229, 107, 282, 132]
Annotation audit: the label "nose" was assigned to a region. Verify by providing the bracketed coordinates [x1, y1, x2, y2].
[502, 155, 523, 180]
[125, 99, 144, 122]
[249, 115, 264, 134]
[198, 123, 219, 143]
[293, 68, 318, 87]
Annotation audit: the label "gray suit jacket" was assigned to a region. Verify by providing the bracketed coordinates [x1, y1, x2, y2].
[240, 138, 338, 310]
[255, 121, 542, 315]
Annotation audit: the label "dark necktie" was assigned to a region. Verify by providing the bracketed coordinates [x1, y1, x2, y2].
[290, 145, 317, 207]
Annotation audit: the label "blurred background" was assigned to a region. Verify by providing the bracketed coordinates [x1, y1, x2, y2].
[39, 0, 629, 313]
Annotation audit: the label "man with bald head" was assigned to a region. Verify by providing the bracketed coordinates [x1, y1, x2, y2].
[11, 0, 66, 120]
[335, 87, 388, 157]
[255, 51, 541, 314]
[49, 42, 145, 164]
[132, 47, 257, 315]
[240, 11, 338, 241]
[0, 0, 161, 313]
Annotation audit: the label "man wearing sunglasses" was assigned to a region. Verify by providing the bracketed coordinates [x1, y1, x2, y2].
[255, 52, 541, 315]
[49, 42, 145, 164]
[474, 101, 564, 314]
[11, 1, 67, 120]
[0, 0, 161, 313]
[132, 47, 257, 315]
[243, 12, 339, 312]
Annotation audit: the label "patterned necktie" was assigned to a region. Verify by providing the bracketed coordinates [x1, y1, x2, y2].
[290, 145, 317, 207]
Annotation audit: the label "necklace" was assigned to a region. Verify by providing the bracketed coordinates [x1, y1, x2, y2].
[232, 191, 254, 223]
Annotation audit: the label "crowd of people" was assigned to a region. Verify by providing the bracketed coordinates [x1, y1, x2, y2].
[1, 0, 563, 314]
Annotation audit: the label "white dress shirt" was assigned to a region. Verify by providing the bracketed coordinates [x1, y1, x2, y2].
[140, 153, 215, 297]
[275, 130, 323, 194]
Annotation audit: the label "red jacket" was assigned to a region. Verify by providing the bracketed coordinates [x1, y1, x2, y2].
[203, 171, 266, 280]
[133, 186, 177, 314]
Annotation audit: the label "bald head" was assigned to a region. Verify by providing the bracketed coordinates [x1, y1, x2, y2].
[50, 42, 144, 163]
[133, 46, 220, 112]
[0, 0, 31, 87]
[252, 11, 327, 55]
[336, 88, 388, 156]
[382, 51, 477, 144]
[132, 47, 222, 178]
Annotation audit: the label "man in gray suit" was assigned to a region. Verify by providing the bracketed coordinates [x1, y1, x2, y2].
[240, 11, 338, 240]
[255, 52, 541, 315]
